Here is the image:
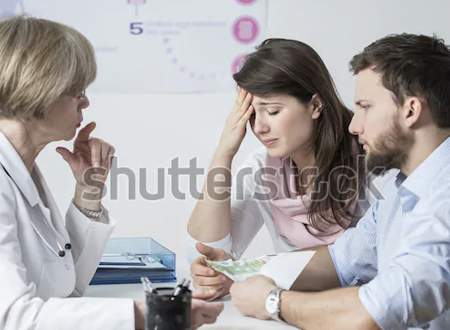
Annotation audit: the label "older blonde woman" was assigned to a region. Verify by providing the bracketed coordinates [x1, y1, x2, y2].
[0, 16, 222, 330]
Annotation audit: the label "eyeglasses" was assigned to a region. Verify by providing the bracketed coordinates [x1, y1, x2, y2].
[61, 90, 87, 101]
[76, 90, 87, 99]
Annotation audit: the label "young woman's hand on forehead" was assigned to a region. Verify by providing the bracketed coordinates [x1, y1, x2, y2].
[216, 87, 254, 159]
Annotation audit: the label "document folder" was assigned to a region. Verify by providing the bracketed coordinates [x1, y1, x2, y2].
[90, 237, 176, 285]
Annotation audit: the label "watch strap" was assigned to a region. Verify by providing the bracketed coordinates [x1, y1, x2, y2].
[266, 288, 285, 322]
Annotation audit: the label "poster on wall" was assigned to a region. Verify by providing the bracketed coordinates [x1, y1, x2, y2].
[0, 0, 267, 93]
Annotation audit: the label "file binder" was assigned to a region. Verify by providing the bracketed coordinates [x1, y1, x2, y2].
[90, 237, 176, 285]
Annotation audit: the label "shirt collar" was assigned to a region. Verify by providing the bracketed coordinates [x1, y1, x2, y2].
[400, 137, 450, 199]
[0, 131, 39, 206]
[395, 172, 407, 188]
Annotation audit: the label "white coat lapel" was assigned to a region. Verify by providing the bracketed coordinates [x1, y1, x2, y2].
[0, 132, 67, 256]
[33, 166, 70, 243]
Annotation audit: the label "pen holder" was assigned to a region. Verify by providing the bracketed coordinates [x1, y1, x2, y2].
[145, 287, 192, 330]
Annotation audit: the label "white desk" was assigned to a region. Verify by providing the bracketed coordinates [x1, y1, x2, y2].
[86, 283, 297, 329]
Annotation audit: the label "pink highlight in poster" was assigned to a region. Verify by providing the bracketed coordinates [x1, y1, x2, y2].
[236, 0, 257, 5]
[232, 16, 259, 44]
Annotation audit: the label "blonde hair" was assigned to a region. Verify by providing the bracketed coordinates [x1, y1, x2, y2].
[0, 16, 97, 120]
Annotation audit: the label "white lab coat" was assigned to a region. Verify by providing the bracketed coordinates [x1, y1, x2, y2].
[0, 132, 134, 330]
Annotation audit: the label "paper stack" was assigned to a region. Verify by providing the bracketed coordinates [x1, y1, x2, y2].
[90, 237, 176, 285]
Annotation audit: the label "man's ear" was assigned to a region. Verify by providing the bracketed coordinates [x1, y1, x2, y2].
[402, 97, 423, 128]
[310, 94, 324, 119]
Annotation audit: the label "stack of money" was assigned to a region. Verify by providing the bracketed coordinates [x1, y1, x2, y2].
[206, 256, 272, 282]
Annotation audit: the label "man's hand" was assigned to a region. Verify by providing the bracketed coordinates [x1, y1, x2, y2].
[230, 275, 277, 320]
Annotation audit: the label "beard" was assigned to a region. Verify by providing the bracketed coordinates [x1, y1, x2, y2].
[366, 117, 414, 176]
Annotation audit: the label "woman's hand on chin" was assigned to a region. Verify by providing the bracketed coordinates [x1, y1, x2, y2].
[56, 121, 115, 207]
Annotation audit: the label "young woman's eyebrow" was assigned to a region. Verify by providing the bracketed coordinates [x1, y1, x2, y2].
[355, 99, 370, 106]
[252, 101, 284, 106]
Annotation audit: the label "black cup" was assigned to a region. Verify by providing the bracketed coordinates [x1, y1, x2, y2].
[145, 287, 192, 330]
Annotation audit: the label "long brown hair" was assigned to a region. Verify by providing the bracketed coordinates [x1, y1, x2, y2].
[233, 38, 365, 230]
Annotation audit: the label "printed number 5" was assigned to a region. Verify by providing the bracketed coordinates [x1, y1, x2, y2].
[130, 22, 144, 35]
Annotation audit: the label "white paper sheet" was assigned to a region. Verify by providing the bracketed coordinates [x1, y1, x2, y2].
[260, 250, 316, 289]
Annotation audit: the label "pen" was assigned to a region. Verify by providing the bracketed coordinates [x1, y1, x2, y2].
[173, 279, 191, 297]
[140, 276, 153, 293]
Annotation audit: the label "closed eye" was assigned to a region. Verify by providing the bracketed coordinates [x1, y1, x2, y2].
[356, 102, 371, 111]
[268, 110, 280, 116]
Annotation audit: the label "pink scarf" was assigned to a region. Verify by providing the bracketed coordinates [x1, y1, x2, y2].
[266, 155, 345, 250]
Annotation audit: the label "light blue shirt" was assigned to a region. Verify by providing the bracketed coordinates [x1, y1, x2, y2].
[330, 137, 450, 330]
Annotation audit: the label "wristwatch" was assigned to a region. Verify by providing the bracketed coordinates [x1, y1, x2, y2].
[265, 288, 285, 322]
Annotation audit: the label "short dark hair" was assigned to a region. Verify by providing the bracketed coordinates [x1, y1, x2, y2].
[350, 33, 450, 128]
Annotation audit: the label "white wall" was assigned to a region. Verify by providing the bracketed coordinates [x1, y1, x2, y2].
[37, 0, 450, 271]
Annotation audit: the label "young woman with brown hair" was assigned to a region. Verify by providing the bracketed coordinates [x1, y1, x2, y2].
[188, 38, 366, 300]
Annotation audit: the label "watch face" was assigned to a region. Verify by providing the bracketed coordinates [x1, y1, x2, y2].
[265, 291, 279, 315]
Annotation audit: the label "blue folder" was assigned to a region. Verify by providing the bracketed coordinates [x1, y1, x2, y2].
[90, 237, 176, 285]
